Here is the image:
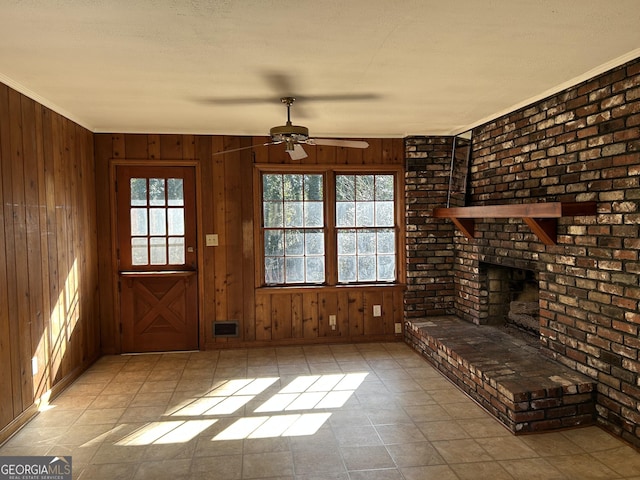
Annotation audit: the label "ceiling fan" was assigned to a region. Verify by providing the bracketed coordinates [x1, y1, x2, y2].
[213, 96, 369, 160]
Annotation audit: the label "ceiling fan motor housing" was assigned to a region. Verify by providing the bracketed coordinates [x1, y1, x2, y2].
[270, 123, 309, 150]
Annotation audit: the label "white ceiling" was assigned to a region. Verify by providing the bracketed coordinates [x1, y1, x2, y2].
[1, 0, 639, 138]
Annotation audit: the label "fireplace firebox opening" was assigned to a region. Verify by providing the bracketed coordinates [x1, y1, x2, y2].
[482, 263, 539, 336]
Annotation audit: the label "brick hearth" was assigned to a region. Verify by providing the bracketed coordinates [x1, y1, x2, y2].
[406, 316, 596, 434]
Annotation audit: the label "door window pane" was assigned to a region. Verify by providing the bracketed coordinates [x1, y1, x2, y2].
[130, 178, 147, 206]
[149, 178, 166, 206]
[131, 208, 148, 236]
[167, 178, 184, 206]
[150, 237, 167, 265]
[149, 208, 167, 236]
[132, 238, 148, 265]
[168, 208, 185, 236]
[168, 237, 185, 264]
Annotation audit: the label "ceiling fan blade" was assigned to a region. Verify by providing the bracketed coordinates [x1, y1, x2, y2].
[288, 144, 308, 161]
[211, 142, 271, 156]
[196, 96, 279, 105]
[308, 139, 370, 149]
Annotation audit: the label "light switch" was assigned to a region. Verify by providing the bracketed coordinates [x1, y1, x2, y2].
[206, 234, 219, 247]
[373, 305, 382, 317]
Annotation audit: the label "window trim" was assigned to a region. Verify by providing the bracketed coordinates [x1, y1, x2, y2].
[254, 164, 405, 289]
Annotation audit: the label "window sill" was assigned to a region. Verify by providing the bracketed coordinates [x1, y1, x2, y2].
[256, 283, 406, 294]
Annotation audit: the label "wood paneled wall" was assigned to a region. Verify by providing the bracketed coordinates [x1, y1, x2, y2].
[0, 84, 100, 440]
[93, 134, 406, 352]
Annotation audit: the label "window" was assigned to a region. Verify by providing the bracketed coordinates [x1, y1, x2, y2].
[259, 168, 400, 286]
[130, 177, 186, 266]
[336, 174, 396, 283]
[262, 173, 325, 284]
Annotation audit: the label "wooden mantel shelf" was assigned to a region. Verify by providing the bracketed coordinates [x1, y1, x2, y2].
[432, 202, 597, 245]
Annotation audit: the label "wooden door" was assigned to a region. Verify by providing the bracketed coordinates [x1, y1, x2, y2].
[116, 165, 198, 353]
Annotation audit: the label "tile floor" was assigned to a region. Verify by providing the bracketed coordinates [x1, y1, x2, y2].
[2, 342, 640, 479]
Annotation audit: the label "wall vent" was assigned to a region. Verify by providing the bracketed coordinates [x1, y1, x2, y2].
[213, 321, 239, 337]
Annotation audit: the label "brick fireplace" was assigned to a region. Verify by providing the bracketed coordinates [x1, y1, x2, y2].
[405, 57, 640, 446]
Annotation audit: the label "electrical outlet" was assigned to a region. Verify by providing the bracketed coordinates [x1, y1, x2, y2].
[394, 322, 402, 334]
[205, 234, 219, 247]
[373, 305, 382, 317]
[329, 314, 337, 326]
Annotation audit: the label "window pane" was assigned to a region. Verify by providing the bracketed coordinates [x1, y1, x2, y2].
[285, 257, 304, 283]
[283, 174, 303, 201]
[131, 208, 148, 236]
[337, 230, 356, 255]
[284, 202, 303, 227]
[265, 257, 284, 284]
[130, 178, 147, 206]
[306, 257, 325, 283]
[336, 202, 355, 227]
[285, 229, 304, 255]
[168, 208, 184, 236]
[378, 255, 396, 281]
[167, 178, 184, 206]
[357, 256, 376, 282]
[263, 174, 283, 201]
[355, 202, 374, 227]
[375, 202, 394, 226]
[304, 174, 323, 201]
[305, 230, 325, 255]
[304, 202, 324, 227]
[264, 230, 284, 256]
[357, 230, 376, 255]
[131, 238, 148, 265]
[150, 237, 167, 265]
[375, 175, 394, 201]
[149, 178, 165, 206]
[338, 256, 356, 283]
[149, 208, 167, 236]
[168, 237, 185, 264]
[355, 175, 374, 201]
[336, 175, 355, 201]
[263, 202, 283, 228]
[377, 229, 396, 254]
